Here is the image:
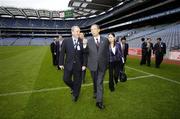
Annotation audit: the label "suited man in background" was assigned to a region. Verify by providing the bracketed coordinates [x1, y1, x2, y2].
[146, 38, 153, 66]
[140, 38, 147, 65]
[50, 38, 57, 66]
[120, 36, 129, 63]
[153, 38, 166, 68]
[79, 32, 88, 83]
[56, 35, 64, 70]
[87, 24, 109, 109]
[59, 26, 86, 102]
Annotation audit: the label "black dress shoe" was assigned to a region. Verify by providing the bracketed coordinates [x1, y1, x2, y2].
[70, 89, 73, 94]
[110, 88, 115, 92]
[72, 95, 78, 102]
[96, 102, 105, 109]
[155, 65, 160, 68]
[93, 94, 96, 99]
[115, 80, 118, 84]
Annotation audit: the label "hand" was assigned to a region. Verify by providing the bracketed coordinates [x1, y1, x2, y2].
[59, 65, 64, 70]
[54, 53, 56, 55]
[82, 66, 86, 71]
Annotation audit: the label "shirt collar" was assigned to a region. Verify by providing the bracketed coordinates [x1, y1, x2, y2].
[72, 36, 78, 42]
[94, 35, 100, 41]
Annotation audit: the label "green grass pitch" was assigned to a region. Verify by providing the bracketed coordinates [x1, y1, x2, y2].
[0, 46, 180, 119]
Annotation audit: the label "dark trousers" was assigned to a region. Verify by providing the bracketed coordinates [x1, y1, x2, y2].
[63, 66, 82, 97]
[52, 54, 57, 65]
[56, 52, 60, 66]
[124, 55, 127, 63]
[90, 71, 98, 96]
[155, 54, 164, 67]
[82, 70, 86, 83]
[90, 70, 106, 102]
[140, 53, 146, 65]
[109, 61, 121, 90]
[146, 53, 151, 66]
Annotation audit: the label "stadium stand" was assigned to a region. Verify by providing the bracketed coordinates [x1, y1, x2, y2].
[126, 23, 180, 49]
[0, 0, 179, 49]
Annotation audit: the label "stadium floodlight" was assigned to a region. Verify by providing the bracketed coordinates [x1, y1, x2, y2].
[117, 2, 124, 6]
[81, 3, 88, 8]
[91, 10, 97, 13]
[89, 14, 96, 18]
[0, 15, 12, 18]
[108, 8, 113, 11]
[65, 18, 75, 20]
[79, 17, 86, 19]
[86, 0, 92, 2]
[72, 2, 82, 7]
[99, 12, 106, 15]
[83, 9, 91, 12]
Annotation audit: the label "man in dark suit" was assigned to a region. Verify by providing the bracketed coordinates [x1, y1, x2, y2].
[79, 32, 88, 83]
[59, 26, 87, 102]
[146, 38, 153, 66]
[87, 24, 109, 109]
[153, 38, 166, 68]
[50, 38, 57, 66]
[140, 38, 147, 65]
[120, 36, 129, 63]
[56, 35, 64, 70]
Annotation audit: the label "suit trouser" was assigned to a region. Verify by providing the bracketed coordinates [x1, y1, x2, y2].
[91, 69, 106, 102]
[56, 52, 60, 66]
[124, 55, 127, 63]
[52, 54, 57, 65]
[146, 53, 151, 66]
[63, 66, 82, 97]
[155, 54, 163, 67]
[140, 53, 146, 65]
[82, 70, 86, 83]
[109, 61, 120, 90]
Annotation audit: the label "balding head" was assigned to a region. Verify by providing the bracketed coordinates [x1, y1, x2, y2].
[90, 24, 100, 37]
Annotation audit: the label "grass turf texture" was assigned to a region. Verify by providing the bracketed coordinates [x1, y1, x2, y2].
[0, 46, 180, 119]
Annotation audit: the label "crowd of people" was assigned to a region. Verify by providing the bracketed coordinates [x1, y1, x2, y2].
[140, 37, 166, 68]
[50, 35, 64, 69]
[50, 24, 166, 110]
[50, 24, 129, 109]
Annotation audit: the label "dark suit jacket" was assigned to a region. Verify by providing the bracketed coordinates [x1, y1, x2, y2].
[123, 43, 129, 56]
[109, 43, 124, 63]
[141, 42, 147, 55]
[50, 42, 56, 54]
[59, 38, 87, 71]
[153, 42, 166, 55]
[146, 42, 153, 55]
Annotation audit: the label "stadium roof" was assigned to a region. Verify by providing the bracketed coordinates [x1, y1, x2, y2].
[0, 0, 127, 20]
[68, 0, 125, 17]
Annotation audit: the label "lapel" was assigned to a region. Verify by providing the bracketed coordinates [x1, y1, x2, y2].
[91, 38, 98, 53]
[69, 38, 75, 52]
[98, 36, 104, 52]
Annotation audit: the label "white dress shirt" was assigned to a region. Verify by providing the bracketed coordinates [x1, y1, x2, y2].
[94, 35, 100, 44]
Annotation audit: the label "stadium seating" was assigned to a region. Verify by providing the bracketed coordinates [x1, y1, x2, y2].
[0, 23, 179, 49]
[12, 38, 31, 46]
[0, 38, 16, 46]
[126, 23, 180, 49]
[0, 17, 97, 29]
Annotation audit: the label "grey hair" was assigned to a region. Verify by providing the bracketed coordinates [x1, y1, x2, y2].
[71, 26, 80, 32]
[91, 24, 100, 29]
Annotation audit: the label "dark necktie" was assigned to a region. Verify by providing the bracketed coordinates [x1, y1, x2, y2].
[74, 39, 77, 49]
[96, 38, 99, 49]
[121, 44, 124, 57]
[159, 43, 162, 52]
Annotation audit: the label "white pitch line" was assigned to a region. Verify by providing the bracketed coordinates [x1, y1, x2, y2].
[126, 66, 180, 85]
[0, 75, 153, 97]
